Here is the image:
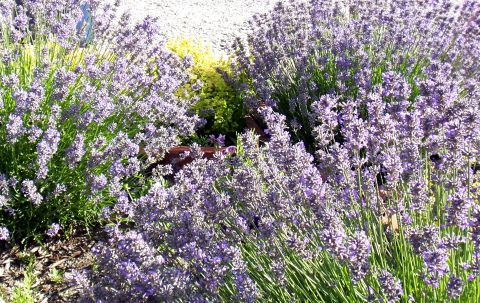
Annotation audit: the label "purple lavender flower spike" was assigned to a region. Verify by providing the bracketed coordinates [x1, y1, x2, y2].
[0, 226, 9, 241]
[447, 275, 464, 299]
[378, 270, 403, 303]
[21, 179, 43, 206]
[46, 223, 61, 237]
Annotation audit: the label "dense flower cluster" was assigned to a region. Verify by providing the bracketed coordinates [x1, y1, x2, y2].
[233, 0, 480, 149]
[228, 0, 480, 300]
[78, 109, 325, 301]
[80, 108, 387, 301]
[0, 0, 199, 240]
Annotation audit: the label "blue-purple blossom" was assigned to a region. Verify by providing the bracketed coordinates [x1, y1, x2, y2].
[408, 225, 440, 255]
[21, 179, 43, 206]
[378, 270, 403, 303]
[1, 0, 479, 301]
[89, 174, 108, 194]
[447, 275, 464, 299]
[0, 226, 9, 240]
[446, 188, 473, 230]
[209, 134, 226, 147]
[36, 127, 61, 179]
[65, 133, 86, 168]
[346, 231, 371, 282]
[422, 247, 450, 288]
[46, 223, 61, 237]
[228, 1, 474, 298]
[470, 205, 480, 264]
[79, 107, 335, 301]
[6, 113, 25, 143]
[53, 184, 67, 197]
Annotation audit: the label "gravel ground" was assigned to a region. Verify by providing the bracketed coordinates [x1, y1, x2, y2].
[115, 0, 465, 55]
[114, 0, 280, 54]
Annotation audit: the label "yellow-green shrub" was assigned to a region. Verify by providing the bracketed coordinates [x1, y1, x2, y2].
[167, 37, 244, 139]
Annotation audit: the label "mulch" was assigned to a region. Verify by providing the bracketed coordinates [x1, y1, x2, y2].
[0, 226, 105, 303]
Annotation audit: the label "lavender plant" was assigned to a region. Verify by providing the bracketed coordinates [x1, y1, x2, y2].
[76, 1, 480, 302]
[80, 102, 480, 302]
[232, 0, 480, 150]
[0, 0, 199, 242]
[76, 110, 329, 302]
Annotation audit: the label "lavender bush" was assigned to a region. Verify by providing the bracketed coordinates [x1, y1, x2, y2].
[0, 0, 199, 241]
[76, 111, 326, 302]
[75, 0, 480, 302]
[232, 0, 480, 150]
[80, 102, 480, 302]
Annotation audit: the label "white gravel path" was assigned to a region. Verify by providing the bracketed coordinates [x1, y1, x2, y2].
[114, 0, 466, 55]
[115, 0, 280, 55]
